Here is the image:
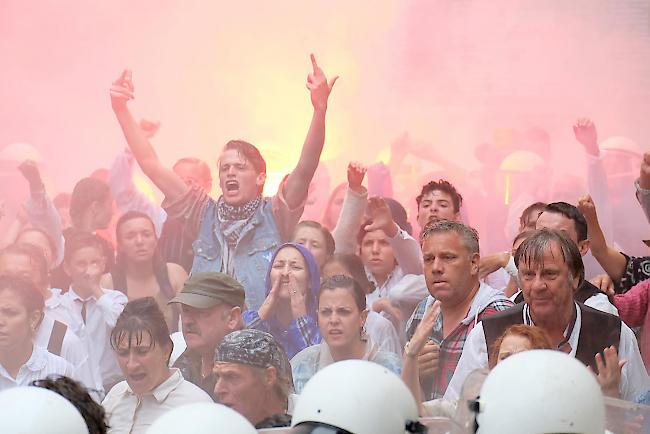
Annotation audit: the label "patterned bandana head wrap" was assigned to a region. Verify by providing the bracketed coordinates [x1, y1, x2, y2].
[215, 329, 294, 392]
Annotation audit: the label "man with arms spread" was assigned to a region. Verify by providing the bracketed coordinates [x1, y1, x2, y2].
[444, 229, 650, 402]
[110, 55, 337, 310]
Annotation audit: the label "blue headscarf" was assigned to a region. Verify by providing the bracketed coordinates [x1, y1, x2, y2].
[264, 242, 321, 319]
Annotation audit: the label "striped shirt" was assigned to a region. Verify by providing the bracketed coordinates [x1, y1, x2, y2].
[0, 346, 74, 391]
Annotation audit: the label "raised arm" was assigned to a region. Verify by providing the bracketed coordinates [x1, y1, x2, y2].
[577, 195, 627, 282]
[109, 118, 166, 235]
[365, 197, 423, 275]
[573, 118, 614, 241]
[332, 162, 368, 254]
[19, 160, 65, 265]
[635, 152, 650, 224]
[282, 54, 338, 210]
[110, 70, 188, 202]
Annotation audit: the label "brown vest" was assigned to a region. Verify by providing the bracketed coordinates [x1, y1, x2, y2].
[483, 302, 621, 372]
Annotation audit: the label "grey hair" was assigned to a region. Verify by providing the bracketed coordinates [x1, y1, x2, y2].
[251, 365, 293, 404]
[514, 229, 585, 283]
[420, 220, 480, 255]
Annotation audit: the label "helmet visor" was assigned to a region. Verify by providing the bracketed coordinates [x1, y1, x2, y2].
[291, 422, 352, 434]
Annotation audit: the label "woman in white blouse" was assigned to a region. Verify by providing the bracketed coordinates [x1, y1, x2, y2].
[0, 276, 74, 391]
[290, 275, 402, 394]
[102, 297, 210, 434]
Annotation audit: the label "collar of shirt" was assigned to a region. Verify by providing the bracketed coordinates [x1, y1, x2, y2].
[45, 288, 64, 310]
[0, 346, 49, 377]
[66, 287, 99, 303]
[366, 265, 405, 294]
[523, 302, 582, 357]
[118, 368, 184, 403]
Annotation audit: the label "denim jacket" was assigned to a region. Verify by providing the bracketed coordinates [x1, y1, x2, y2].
[192, 198, 281, 311]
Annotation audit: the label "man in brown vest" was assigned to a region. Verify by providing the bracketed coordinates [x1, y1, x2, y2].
[443, 229, 649, 402]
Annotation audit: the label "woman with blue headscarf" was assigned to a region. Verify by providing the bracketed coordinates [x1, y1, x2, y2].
[243, 243, 321, 358]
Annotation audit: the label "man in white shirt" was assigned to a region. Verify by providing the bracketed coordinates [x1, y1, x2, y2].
[61, 232, 128, 394]
[444, 229, 650, 402]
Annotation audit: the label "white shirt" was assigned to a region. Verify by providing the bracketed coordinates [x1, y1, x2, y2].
[366, 228, 424, 305]
[102, 368, 212, 434]
[365, 311, 403, 357]
[61, 287, 128, 388]
[0, 345, 74, 391]
[443, 303, 650, 402]
[34, 287, 101, 399]
[509, 290, 619, 316]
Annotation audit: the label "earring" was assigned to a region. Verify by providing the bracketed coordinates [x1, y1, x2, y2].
[360, 326, 369, 342]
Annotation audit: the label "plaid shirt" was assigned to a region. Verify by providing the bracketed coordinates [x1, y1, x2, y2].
[407, 288, 513, 400]
[243, 311, 321, 359]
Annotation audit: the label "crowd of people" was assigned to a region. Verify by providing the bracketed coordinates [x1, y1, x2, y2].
[2, 54, 650, 433]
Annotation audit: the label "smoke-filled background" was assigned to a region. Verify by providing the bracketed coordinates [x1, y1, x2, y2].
[2, 0, 650, 237]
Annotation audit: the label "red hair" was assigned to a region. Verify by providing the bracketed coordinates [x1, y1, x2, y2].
[489, 324, 552, 369]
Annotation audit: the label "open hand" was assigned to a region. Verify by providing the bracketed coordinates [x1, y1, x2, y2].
[573, 118, 599, 156]
[590, 346, 625, 398]
[258, 278, 281, 321]
[364, 197, 398, 237]
[288, 274, 308, 319]
[347, 161, 367, 193]
[307, 54, 338, 112]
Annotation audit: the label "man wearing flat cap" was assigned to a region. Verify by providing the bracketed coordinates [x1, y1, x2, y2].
[170, 272, 245, 396]
[214, 329, 293, 429]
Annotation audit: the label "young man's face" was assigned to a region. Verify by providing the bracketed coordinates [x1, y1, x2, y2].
[359, 229, 396, 283]
[535, 211, 589, 256]
[64, 246, 105, 292]
[417, 189, 459, 230]
[218, 149, 266, 206]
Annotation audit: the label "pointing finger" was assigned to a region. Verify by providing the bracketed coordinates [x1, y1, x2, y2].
[310, 53, 319, 74]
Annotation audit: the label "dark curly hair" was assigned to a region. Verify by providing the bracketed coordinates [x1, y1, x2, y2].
[32, 376, 109, 434]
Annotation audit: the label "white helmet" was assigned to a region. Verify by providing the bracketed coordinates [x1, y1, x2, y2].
[599, 136, 642, 158]
[146, 402, 256, 434]
[498, 151, 545, 173]
[0, 386, 89, 434]
[291, 359, 426, 434]
[474, 350, 606, 434]
[0, 142, 43, 164]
